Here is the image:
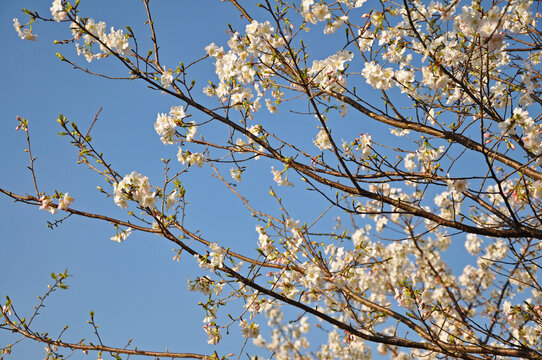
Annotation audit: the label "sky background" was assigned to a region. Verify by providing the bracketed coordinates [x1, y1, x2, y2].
[0, 0, 479, 359]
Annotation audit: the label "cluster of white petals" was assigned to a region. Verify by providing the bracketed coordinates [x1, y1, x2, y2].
[187, 276, 224, 296]
[110, 227, 132, 243]
[196, 243, 225, 272]
[308, 51, 353, 91]
[271, 166, 293, 187]
[39, 196, 56, 214]
[362, 61, 394, 90]
[160, 69, 173, 89]
[154, 113, 177, 145]
[13, 18, 38, 41]
[153, 106, 190, 145]
[70, 17, 131, 62]
[38, 193, 74, 214]
[203, 323, 221, 345]
[113, 171, 156, 209]
[256, 225, 276, 256]
[177, 149, 205, 167]
[57, 193, 74, 210]
[50, 0, 67, 22]
[239, 319, 260, 338]
[313, 129, 332, 150]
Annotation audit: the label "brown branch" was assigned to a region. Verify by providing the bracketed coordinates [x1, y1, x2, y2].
[142, 0, 160, 67]
[2, 308, 210, 359]
[0, 188, 285, 270]
[227, 0, 253, 22]
[328, 90, 542, 182]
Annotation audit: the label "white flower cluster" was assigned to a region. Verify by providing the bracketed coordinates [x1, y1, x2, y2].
[230, 168, 242, 182]
[531, 180, 542, 199]
[154, 113, 176, 145]
[499, 108, 542, 156]
[271, 166, 293, 187]
[50, 0, 67, 22]
[110, 227, 132, 243]
[351, 225, 371, 247]
[70, 17, 131, 62]
[465, 234, 482, 255]
[324, 15, 348, 34]
[256, 225, 276, 256]
[254, 307, 312, 358]
[39, 193, 74, 214]
[498, 108, 532, 136]
[154, 105, 189, 145]
[301, 0, 365, 26]
[196, 243, 226, 272]
[422, 66, 450, 91]
[343, 133, 373, 162]
[502, 298, 542, 346]
[417, 143, 445, 172]
[456, 4, 504, 43]
[308, 50, 354, 91]
[403, 153, 416, 171]
[301, 262, 326, 290]
[301, 1, 331, 24]
[187, 276, 224, 296]
[13, 18, 37, 41]
[362, 61, 394, 90]
[203, 323, 221, 345]
[177, 149, 205, 167]
[160, 69, 173, 89]
[185, 122, 198, 141]
[447, 178, 468, 193]
[58, 193, 74, 210]
[204, 20, 284, 115]
[246, 124, 262, 146]
[239, 319, 260, 338]
[113, 171, 156, 209]
[209, 243, 225, 269]
[356, 133, 372, 160]
[313, 129, 332, 150]
[358, 29, 375, 51]
[434, 190, 463, 220]
[319, 330, 370, 359]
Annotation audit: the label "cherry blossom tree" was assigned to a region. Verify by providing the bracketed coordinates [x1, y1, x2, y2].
[3, 0, 542, 358]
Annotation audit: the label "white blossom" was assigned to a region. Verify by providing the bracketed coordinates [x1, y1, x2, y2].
[154, 113, 176, 145]
[110, 227, 132, 243]
[57, 193, 74, 211]
[465, 234, 482, 255]
[161, 69, 174, 88]
[314, 129, 332, 150]
[177, 149, 205, 167]
[271, 166, 293, 187]
[239, 319, 260, 338]
[362, 61, 394, 90]
[113, 171, 156, 209]
[13, 18, 38, 41]
[50, 0, 67, 22]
